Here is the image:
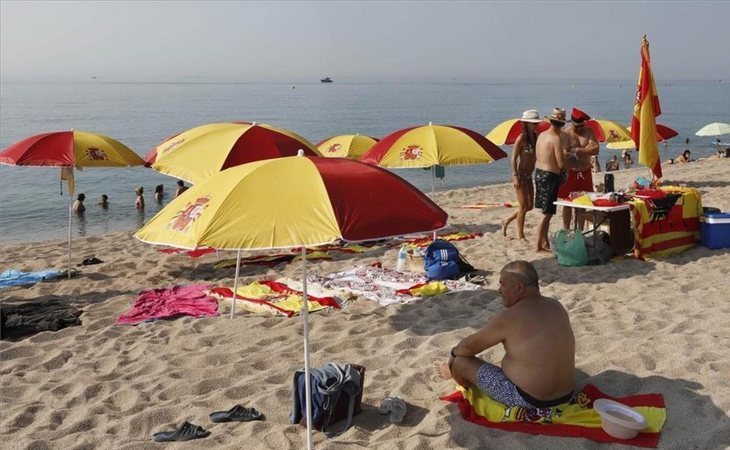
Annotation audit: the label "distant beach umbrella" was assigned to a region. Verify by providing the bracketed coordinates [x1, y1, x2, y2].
[695, 122, 730, 137]
[486, 119, 550, 145]
[606, 124, 679, 150]
[360, 123, 507, 193]
[150, 122, 320, 184]
[135, 154, 447, 450]
[577, 119, 633, 143]
[0, 129, 144, 278]
[316, 134, 379, 158]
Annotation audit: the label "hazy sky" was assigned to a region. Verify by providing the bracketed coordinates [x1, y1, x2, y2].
[1, 1, 728, 82]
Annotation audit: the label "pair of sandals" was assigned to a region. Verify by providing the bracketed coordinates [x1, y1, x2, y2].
[152, 405, 264, 442]
[378, 396, 407, 424]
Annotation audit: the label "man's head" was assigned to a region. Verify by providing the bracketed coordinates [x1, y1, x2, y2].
[547, 108, 567, 129]
[77, 193, 85, 201]
[177, 180, 185, 187]
[570, 108, 591, 130]
[498, 260, 539, 307]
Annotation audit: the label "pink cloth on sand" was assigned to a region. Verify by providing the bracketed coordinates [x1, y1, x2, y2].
[117, 284, 218, 325]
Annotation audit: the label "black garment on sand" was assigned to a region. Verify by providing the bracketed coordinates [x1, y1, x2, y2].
[534, 168, 562, 215]
[1, 298, 82, 340]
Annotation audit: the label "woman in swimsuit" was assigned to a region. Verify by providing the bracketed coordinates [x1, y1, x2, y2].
[501, 110, 542, 241]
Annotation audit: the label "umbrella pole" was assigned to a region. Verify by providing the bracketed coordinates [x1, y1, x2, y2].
[301, 246, 313, 450]
[68, 203, 72, 279]
[230, 250, 241, 319]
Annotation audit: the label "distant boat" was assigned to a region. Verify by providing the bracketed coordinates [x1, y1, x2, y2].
[320, 77, 333, 83]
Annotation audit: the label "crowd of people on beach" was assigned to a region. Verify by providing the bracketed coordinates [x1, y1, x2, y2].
[72, 180, 188, 215]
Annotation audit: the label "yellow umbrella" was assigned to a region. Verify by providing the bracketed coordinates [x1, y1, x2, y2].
[486, 119, 550, 145]
[580, 119, 633, 143]
[135, 154, 447, 449]
[316, 134, 378, 158]
[151, 122, 320, 184]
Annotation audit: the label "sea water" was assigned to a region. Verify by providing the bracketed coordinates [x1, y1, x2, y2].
[1, 79, 728, 244]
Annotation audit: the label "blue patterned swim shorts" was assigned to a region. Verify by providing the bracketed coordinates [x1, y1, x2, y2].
[475, 362, 537, 408]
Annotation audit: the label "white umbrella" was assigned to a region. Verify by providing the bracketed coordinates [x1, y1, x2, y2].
[695, 122, 730, 137]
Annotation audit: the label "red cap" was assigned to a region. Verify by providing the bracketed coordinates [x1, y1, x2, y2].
[571, 108, 591, 123]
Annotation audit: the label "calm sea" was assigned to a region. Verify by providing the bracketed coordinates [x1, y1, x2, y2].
[1, 80, 728, 245]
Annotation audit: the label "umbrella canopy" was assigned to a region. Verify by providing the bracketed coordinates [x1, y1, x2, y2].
[135, 155, 447, 450]
[695, 122, 730, 137]
[150, 122, 320, 184]
[136, 156, 447, 250]
[606, 124, 679, 149]
[360, 123, 506, 168]
[316, 134, 379, 158]
[485, 119, 550, 145]
[578, 119, 633, 143]
[0, 130, 144, 167]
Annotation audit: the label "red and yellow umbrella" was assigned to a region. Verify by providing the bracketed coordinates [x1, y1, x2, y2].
[486, 119, 550, 145]
[150, 122, 320, 184]
[580, 119, 633, 143]
[316, 134, 379, 159]
[606, 124, 679, 150]
[360, 123, 506, 168]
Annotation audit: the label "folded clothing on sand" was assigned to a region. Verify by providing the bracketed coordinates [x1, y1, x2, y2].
[1, 297, 82, 339]
[116, 284, 218, 325]
[0, 268, 63, 289]
[442, 383, 666, 448]
[208, 280, 342, 317]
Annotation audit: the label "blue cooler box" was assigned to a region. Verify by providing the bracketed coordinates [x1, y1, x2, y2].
[700, 213, 730, 249]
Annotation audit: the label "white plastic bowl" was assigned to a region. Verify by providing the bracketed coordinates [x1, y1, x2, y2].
[593, 399, 648, 440]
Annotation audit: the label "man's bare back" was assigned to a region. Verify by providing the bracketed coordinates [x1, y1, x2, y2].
[536, 128, 569, 175]
[437, 261, 575, 406]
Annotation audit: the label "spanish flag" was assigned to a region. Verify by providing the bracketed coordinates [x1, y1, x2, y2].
[631, 35, 662, 179]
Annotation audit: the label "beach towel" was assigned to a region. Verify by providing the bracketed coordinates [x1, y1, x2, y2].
[214, 251, 331, 269]
[0, 268, 63, 289]
[442, 384, 666, 448]
[307, 266, 480, 306]
[1, 297, 82, 339]
[116, 284, 218, 325]
[404, 232, 484, 248]
[207, 280, 341, 317]
[459, 202, 516, 210]
[158, 247, 217, 258]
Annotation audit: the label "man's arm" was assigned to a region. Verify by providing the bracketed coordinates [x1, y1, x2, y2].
[451, 311, 508, 358]
[555, 134, 569, 169]
[575, 129, 599, 156]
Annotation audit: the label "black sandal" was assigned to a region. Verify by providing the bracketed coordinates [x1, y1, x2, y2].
[152, 421, 211, 442]
[210, 405, 264, 423]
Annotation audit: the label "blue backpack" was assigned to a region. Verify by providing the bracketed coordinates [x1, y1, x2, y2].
[423, 240, 474, 280]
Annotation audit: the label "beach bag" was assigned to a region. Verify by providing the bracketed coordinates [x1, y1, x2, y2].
[554, 229, 588, 266]
[423, 240, 474, 280]
[584, 230, 613, 265]
[290, 363, 365, 436]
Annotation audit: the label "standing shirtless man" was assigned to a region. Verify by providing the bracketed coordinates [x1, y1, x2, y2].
[559, 108, 599, 229]
[534, 108, 569, 252]
[501, 110, 542, 241]
[435, 260, 575, 408]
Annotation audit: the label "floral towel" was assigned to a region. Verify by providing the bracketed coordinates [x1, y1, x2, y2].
[307, 266, 480, 306]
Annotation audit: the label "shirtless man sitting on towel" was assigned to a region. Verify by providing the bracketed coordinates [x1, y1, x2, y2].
[435, 260, 575, 408]
[559, 108, 599, 230]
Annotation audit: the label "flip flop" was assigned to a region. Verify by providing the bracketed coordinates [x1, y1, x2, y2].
[209, 405, 264, 423]
[152, 421, 211, 442]
[378, 396, 407, 424]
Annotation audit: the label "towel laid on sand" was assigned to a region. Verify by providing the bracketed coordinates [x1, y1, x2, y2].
[308, 266, 480, 306]
[207, 280, 342, 317]
[117, 284, 218, 325]
[442, 383, 666, 448]
[214, 251, 331, 269]
[158, 247, 217, 258]
[1, 297, 82, 339]
[404, 232, 484, 248]
[0, 269, 63, 289]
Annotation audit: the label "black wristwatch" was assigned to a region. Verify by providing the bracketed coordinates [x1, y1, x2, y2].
[450, 347, 458, 358]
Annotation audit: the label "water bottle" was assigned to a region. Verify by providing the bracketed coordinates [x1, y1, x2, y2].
[604, 173, 614, 193]
[396, 246, 408, 272]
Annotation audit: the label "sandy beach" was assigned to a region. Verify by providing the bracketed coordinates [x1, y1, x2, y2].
[1, 159, 729, 450]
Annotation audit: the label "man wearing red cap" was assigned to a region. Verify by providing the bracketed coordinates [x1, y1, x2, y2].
[559, 108, 599, 229]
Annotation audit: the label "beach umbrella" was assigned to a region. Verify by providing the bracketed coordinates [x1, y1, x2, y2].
[485, 119, 550, 145]
[578, 119, 633, 143]
[360, 123, 507, 193]
[135, 154, 447, 449]
[315, 134, 379, 159]
[695, 122, 730, 137]
[606, 124, 679, 150]
[0, 130, 144, 277]
[150, 122, 320, 184]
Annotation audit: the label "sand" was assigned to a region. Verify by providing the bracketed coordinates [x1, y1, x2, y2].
[1, 159, 729, 450]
